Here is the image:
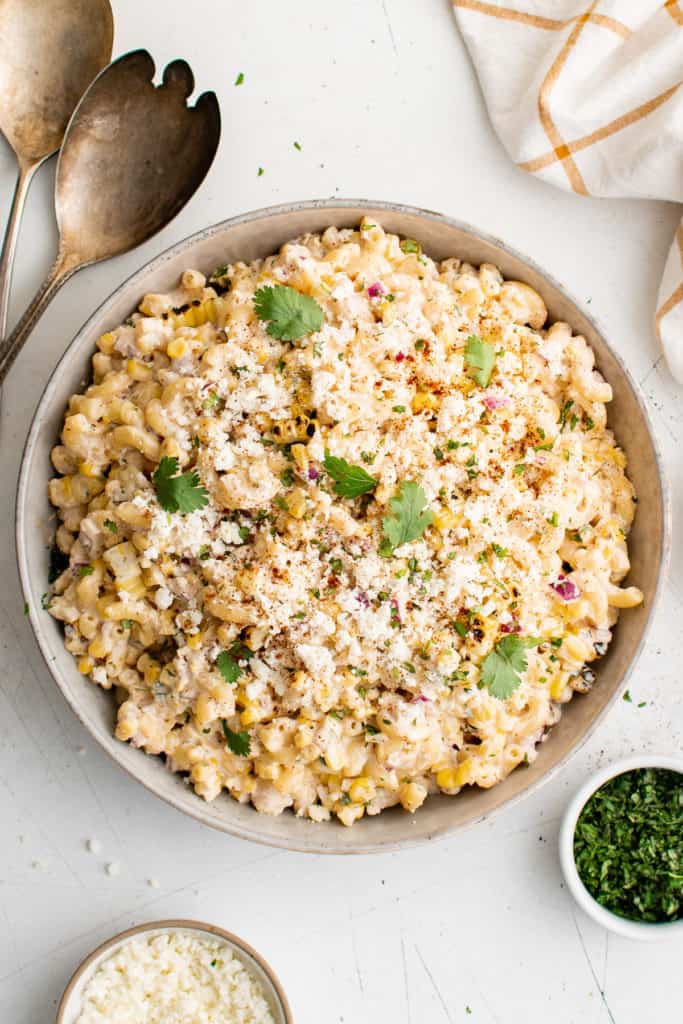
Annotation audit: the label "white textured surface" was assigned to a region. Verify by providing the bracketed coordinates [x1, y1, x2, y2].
[0, 2, 681, 1022]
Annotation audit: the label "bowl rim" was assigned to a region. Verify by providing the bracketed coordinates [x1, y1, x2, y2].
[15, 197, 672, 854]
[55, 917, 294, 1023]
[558, 755, 683, 940]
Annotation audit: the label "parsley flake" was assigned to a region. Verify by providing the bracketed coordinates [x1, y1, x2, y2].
[152, 457, 209, 515]
[253, 284, 323, 341]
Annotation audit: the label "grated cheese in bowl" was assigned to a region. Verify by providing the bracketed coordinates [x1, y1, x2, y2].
[73, 929, 276, 1024]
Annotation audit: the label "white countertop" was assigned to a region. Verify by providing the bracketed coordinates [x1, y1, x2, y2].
[1, 2, 681, 1021]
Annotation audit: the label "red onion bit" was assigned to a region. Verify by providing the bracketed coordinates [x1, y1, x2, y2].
[307, 466, 319, 481]
[500, 620, 521, 634]
[368, 282, 385, 299]
[550, 576, 580, 601]
[484, 393, 508, 411]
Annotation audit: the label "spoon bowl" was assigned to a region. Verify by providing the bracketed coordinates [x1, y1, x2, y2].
[0, 0, 114, 163]
[0, 49, 221, 382]
[56, 50, 221, 266]
[0, 0, 113, 337]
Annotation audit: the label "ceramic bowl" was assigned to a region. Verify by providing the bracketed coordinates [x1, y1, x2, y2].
[16, 199, 670, 854]
[56, 919, 293, 1023]
[559, 756, 683, 940]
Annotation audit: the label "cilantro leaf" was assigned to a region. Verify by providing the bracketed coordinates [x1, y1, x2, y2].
[253, 284, 324, 341]
[481, 635, 541, 699]
[323, 450, 378, 498]
[221, 719, 251, 756]
[380, 481, 434, 555]
[465, 335, 496, 387]
[217, 642, 254, 685]
[153, 457, 209, 515]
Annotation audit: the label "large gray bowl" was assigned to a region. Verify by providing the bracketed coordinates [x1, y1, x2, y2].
[16, 200, 670, 854]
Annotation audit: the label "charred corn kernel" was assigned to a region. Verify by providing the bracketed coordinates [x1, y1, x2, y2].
[186, 632, 203, 650]
[98, 331, 116, 354]
[87, 637, 109, 659]
[115, 719, 135, 741]
[143, 661, 161, 685]
[412, 391, 439, 413]
[291, 443, 308, 471]
[399, 781, 427, 813]
[288, 487, 307, 519]
[77, 656, 94, 675]
[126, 358, 153, 381]
[166, 338, 187, 360]
[433, 508, 458, 531]
[78, 461, 99, 478]
[349, 777, 376, 804]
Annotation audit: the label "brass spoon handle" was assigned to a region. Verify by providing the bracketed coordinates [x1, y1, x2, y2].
[0, 159, 38, 339]
[0, 252, 77, 386]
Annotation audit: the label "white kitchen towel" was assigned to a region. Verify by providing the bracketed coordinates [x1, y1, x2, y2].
[452, 0, 683, 382]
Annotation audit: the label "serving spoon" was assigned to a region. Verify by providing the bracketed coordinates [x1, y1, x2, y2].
[0, 49, 221, 384]
[0, 0, 114, 339]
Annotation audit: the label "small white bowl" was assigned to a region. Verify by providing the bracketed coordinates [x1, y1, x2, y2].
[56, 919, 293, 1023]
[559, 755, 683, 941]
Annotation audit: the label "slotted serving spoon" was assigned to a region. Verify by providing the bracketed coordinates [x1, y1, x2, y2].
[0, 0, 114, 339]
[0, 49, 221, 384]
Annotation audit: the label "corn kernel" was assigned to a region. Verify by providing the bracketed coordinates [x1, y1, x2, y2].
[77, 656, 93, 675]
[143, 661, 161, 685]
[126, 358, 152, 381]
[115, 719, 135, 741]
[166, 338, 187, 360]
[433, 509, 458, 531]
[186, 632, 203, 650]
[78, 461, 99, 479]
[412, 391, 439, 413]
[399, 781, 427, 813]
[288, 487, 307, 519]
[240, 707, 260, 727]
[87, 637, 108, 659]
[116, 576, 146, 600]
[349, 777, 376, 804]
[98, 331, 116, 354]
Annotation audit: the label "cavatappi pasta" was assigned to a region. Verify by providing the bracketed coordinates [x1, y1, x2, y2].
[47, 219, 642, 826]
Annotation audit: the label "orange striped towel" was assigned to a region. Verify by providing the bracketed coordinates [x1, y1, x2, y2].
[452, 1, 683, 382]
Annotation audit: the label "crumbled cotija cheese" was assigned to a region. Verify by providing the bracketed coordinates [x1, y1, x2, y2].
[75, 931, 275, 1024]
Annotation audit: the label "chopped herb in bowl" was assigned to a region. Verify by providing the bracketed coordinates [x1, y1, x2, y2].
[573, 767, 683, 924]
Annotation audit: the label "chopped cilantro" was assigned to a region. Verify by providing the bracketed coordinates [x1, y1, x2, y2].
[323, 451, 377, 498]
[253, 284, 323, 341]
[623, 690, 632, 702]
[217, 643, 253, 685]
[380, 481, 433, 556]
[392, 404, 406, 413]
[574, 768, 683, 922]
[400, 238, 421, 255]
[491, 543, 508, 558]
[78, 565, 94, 577]
[104, 519, 118, 534]
[153, 457, 209, 515]
[513, 463, 526, 476]
[481, 635, 541, 699]
[221, 719, 251, 756]
[465, 335, 496, 387]
[234, 71, 244, 86]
